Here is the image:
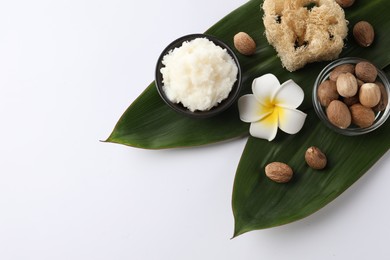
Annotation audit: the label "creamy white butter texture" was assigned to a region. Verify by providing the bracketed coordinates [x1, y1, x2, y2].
[160, 38, 238, 112]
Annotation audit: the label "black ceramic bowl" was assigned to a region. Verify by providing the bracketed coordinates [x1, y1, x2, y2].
[155, 34, 242, 118]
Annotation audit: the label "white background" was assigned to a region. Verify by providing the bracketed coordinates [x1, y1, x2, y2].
[1, 0, 390, 259]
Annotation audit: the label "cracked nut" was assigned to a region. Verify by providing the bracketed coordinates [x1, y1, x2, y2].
[305, 146, 327, 170]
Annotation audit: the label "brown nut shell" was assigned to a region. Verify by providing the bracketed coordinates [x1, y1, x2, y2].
[350, 103, 375, 128]
[265, 162, 293, 183]
[326, 100, 352, 129]
[336, 0, 355, 8]
[343, 95, 360, 106]
[305, 146, 327, 170]
[317, 80, 339, 107]
[373, 81, 388, 112]
[353, 21, 375, 47]
[359, 83, 381, 108]
[355, 61, 378, 83]
[336, 72, 358, 98]
[357, 79, 365, 87]
[233, 32, 256, 56]
[329, 64, 355, 81]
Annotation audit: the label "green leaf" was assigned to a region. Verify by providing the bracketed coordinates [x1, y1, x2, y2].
[229, 0, 390, 235]
[232, 65, 390, 236]
[106, 85, 247, 149]
[107, 0, 390, 149]
[232, 111, 390, 237]
[232, 62, 390, 237]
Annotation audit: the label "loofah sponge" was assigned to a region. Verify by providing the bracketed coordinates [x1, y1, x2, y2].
[263, 0, 348, 72]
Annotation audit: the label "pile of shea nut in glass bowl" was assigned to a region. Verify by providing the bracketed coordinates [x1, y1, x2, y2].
[313, 57, 390, 135]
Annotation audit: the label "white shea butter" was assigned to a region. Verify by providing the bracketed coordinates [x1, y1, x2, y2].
[160, 38, 238, 112]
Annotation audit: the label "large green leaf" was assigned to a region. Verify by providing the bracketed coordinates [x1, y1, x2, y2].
[232, 109, 390, 236]
[230, 1, 390, 236]
[231, 62, 390, 236]
[106, 0, 390, 149]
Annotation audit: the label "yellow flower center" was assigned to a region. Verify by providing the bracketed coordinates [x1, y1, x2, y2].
[258, 100, 285, 126]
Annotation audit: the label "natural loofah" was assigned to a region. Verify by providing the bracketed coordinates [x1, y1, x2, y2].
[263, 0, 348, 72]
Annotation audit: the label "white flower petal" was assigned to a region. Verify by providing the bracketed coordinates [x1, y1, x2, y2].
[249, 110, 279, 141]
[274, 80, 304, 109]
[278, 107, 307, 134]
[252, 74, 281, 104]
[238, 94, 273, 123]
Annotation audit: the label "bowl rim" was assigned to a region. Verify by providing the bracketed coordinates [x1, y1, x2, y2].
[313, 57, 390, 136]
[155, 33, 242, 119]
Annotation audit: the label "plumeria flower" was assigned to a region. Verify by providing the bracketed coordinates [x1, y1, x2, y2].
[238, 73, 307, 141]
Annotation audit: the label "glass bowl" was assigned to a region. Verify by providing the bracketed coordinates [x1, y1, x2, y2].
[313, 57, 390, 135]
[155, 34, 242, 119]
